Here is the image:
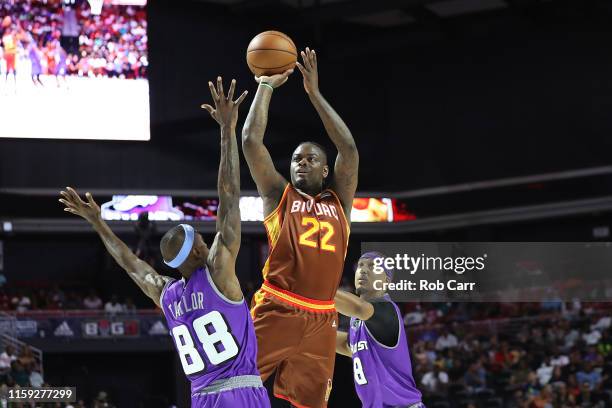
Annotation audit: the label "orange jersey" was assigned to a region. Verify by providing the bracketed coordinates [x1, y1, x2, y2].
[2, 35, 16, 54]
[262, 184, 350, 301]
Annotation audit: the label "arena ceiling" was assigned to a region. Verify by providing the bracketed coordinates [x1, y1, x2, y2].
[192, 0, 611, 29]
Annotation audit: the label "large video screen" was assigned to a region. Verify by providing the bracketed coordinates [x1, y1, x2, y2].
[0, 0, 149, 140]
[99, 195, 400, 222]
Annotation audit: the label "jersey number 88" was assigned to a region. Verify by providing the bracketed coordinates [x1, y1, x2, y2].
[171, 310, 239, 375]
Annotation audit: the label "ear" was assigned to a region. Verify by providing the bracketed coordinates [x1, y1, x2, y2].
[382, 274, 393, 288]
[322, 164, 329, 179]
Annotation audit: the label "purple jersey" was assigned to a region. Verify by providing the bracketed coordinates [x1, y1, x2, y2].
[160, 267, 261, 394]
[349, 296, 422, 408]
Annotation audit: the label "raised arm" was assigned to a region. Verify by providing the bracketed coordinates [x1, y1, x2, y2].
[334, 289, 374, 321]
[336, 331, 352, 357]
[241, 70, 292, 216]
[59, 187, 169, 308]
[201, 77, 248, 302]
[296, 48, 358, 219]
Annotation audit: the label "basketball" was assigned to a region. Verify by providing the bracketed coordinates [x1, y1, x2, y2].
[2, 16, 12, 28]
[246, 31, 297, 77]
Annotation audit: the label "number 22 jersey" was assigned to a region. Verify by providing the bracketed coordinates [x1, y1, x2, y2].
[160, 266, 261, 393]
[262, 184, 350, 301]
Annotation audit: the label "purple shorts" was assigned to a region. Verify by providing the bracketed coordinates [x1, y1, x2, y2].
[191, 385, 270, 407]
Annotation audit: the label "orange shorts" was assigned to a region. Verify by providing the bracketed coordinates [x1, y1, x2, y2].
[5, 53, 15, 71]
[251, 281, 337, 408]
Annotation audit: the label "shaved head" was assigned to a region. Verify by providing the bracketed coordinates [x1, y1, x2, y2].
[160, 225, 185, 263]
[297, 141, 328, 165]
[290, 142, 330, 196]
[160, 225, 210, 276]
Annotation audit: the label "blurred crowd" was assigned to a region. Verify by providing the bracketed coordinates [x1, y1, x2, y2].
[0, 344, 43, 388]
[2, 277, 612, 407]
[0, 0, 147, 80]
[1, 292, 610, 407]
[2, 232, 612, 407]
[0, 285, 138, 315]
[407, 307, 612, 408]
[0, 334, 119, 407]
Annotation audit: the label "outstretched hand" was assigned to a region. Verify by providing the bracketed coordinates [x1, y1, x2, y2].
[59, 187, 101, 224]
[255, 68, 294, 89]
[296, 47, 319, 95]
[201, 76, 248, 128]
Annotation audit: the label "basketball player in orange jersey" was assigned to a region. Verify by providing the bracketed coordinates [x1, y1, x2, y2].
[242, 47, 359, 407]
[2, 27, 18, 86]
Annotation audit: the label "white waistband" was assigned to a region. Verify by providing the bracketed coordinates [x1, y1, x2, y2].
[193, 375, 263, 396]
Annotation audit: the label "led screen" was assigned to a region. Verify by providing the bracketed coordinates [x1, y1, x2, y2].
[0, 0, 149, 140]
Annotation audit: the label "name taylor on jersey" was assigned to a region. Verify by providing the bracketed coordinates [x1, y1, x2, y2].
[166, 291, 206, 319]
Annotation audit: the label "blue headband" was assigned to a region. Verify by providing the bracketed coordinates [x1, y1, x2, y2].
[164, 224, 195, 268]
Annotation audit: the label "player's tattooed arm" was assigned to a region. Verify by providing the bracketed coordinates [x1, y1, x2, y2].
[59, 187, 169, 308]
[296, 47, 358, 219]
[336, 331, 352, 357]
[241, 69, 292, 215]
[202, 77, 249, 302]
[334, 290, 374, 321]
[202, 76, 248, 255]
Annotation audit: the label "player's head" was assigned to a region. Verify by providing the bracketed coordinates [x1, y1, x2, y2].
[290, 142, 329, 195]
[160, 224, 209, 277]
[354, 251, 393, 298]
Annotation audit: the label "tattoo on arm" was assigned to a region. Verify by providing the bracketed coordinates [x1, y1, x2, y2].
[207, 123, 244, 302]
[92, 219, 167, 307]
[216, 125, 240, 254]
[241, 85, 287, 212]
[309, 93, 358, 216]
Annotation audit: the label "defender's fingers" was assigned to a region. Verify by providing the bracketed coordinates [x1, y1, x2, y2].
[85, 192, 97, 207]
[58, 198, 73, 208]
[234, 90, 248, 106]
[216, 76, 224, 98]
[208, 81, 219, 101]
[66, 187, 86, 204]
[60, 191, 73, 201]
[227, 79, 236, 100]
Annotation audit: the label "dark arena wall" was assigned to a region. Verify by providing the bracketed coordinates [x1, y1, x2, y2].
[0, 0, 611, 191]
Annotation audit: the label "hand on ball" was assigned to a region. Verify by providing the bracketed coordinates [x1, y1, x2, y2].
[255, 68, 294, 89]
[296, 47, 319, 95]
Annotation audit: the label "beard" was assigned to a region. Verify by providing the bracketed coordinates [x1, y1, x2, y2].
[292, 174, 324, 195]
[293, 177, 308, 190]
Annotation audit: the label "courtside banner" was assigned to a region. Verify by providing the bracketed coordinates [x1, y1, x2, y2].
[360, 242, 612, 302]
